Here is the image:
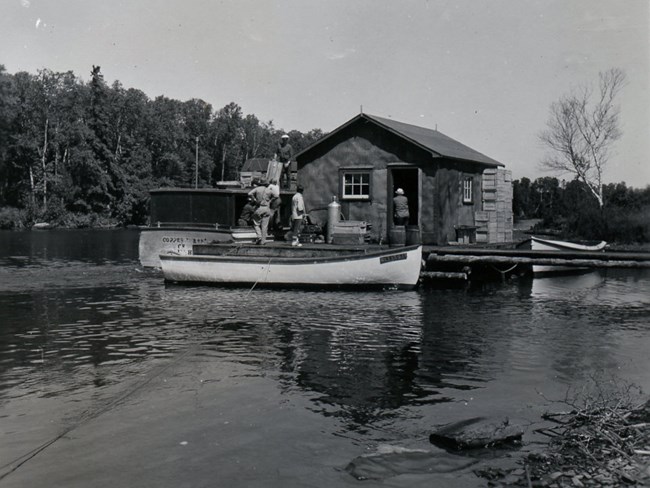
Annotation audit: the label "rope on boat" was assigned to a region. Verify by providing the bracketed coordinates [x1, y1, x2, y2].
[489, 262, 519, 277]
[246, 258, 273, 296]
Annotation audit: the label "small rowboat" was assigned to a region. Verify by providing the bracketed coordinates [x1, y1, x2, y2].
[160, 244, 423, 289]
[529, 236, 607, 275]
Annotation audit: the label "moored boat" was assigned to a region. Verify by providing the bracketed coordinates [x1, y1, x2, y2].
[139, 224, 257, 268]
[160, 243, 423, 289]
[529, 236, 607, 275]
[139, 187, 291, 267]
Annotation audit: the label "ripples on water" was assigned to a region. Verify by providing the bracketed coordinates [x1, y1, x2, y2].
[1, 230, 649, 473]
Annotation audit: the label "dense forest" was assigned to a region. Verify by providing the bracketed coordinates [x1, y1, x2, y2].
[513, 177, 650, 244]
[0, 65, 324, 229]
[0, 65, 647, 243]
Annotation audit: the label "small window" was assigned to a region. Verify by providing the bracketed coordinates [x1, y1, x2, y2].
[463, 177, 473, 203]
[342, 171, 371, 200]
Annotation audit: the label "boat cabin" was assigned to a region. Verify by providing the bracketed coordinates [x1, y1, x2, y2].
[294, 113, 513, 245]
[148, 187, 293, 228]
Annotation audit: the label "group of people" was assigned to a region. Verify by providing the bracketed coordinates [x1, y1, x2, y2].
[240, 179, 305, 247]
[238, 133, 303, 246]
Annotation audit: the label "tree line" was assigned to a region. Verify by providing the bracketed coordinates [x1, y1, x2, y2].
[513, 177, 650, 244]
[1, 65, 647, 243]
[527, 68, 648, 244]
[0, 65, 323, 228]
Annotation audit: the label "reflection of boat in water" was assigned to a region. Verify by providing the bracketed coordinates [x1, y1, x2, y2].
[524, 236, 607, 275]
[160, 243, 423, 289]
[531, 270, 605, 298]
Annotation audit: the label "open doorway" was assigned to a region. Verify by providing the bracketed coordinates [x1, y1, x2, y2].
[389, 167, 419, 228]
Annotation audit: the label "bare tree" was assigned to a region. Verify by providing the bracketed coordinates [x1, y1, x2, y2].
[539, 68, 626, 207]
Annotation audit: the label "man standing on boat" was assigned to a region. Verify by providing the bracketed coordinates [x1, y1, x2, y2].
[275, 134, 293, 190]
[248, 181, 274, 245]
[290, 185, 305, 247]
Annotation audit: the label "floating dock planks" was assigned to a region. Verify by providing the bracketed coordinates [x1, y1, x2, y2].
[423, 246, 650, 270]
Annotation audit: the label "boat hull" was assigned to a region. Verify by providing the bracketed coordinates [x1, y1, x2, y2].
[160, 245, 423, 289]
[139, 227, 257, 267]
[530, 236, 606, 275]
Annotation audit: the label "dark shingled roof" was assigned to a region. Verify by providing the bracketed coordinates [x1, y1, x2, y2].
[241, 158, 270, 172]
[296, 113, 504, 167]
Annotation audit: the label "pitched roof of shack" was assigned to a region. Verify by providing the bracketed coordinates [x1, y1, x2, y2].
[295, 113, 504, 167]
[241, 158, 270, 172]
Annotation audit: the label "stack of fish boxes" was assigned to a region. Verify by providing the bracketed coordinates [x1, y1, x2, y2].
[331, 221, 368, 245]
[475, 168, 513, 243]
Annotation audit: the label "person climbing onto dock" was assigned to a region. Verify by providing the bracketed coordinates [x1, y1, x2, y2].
[248, 180, 274, 245]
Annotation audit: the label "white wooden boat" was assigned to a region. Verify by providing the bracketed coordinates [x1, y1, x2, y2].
[530, 236, 606, 275]
[160, 244, 423, 289]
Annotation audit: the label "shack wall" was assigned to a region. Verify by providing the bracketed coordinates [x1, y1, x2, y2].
[433, 161, 484, 244]
[297, 122, 437, 243]
[296, 118, 509, 245]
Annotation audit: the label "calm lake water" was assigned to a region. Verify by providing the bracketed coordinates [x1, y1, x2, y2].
[0, 229, 649, 487]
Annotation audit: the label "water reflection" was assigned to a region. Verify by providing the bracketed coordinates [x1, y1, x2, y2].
[530, 271, 606, 302]
[194, 290, 429, 429]
[525, 269, 650, 387]
[0, 230, 649, 448]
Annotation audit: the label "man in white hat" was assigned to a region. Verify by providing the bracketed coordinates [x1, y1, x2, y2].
[275, 134, 294, 189]
[393, 188, 410, 226]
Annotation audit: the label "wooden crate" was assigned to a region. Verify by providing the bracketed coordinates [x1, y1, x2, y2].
[474, 211, 489, 222]
[332, 221, 367, 236]
[331, 233, 364, 245]
[484, 202, 497, 211]
[265, 160, 283, 183]
[483, 189, 497, 201]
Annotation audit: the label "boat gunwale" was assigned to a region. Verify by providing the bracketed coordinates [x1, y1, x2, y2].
[139, 225, 254, 232]
[160, 244, 422, 266]
[531, 236, 607, 252]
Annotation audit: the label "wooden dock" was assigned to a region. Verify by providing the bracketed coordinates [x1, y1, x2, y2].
[423, 246, 650, 270]
[420, 245, 650, 282]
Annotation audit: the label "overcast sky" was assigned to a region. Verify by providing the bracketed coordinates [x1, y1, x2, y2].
[1, 0, 648, 186]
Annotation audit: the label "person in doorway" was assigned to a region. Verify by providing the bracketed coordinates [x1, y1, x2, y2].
[248, 181, 273, 244]
[275, 134, 294, 189]
[237, 195, 256, 226]
[393, 188, 410, 226]
[290, 185, 306, 247]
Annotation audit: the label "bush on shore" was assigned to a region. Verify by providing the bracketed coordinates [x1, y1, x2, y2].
[533, 205, 650, 245]
[0, 207, 28, 230]
[0, 205, 119, 230]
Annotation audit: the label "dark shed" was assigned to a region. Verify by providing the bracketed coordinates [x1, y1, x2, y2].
[295, 113, 512, 245]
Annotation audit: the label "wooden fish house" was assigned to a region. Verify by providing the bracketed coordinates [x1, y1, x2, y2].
[294, 113, 513, 245]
